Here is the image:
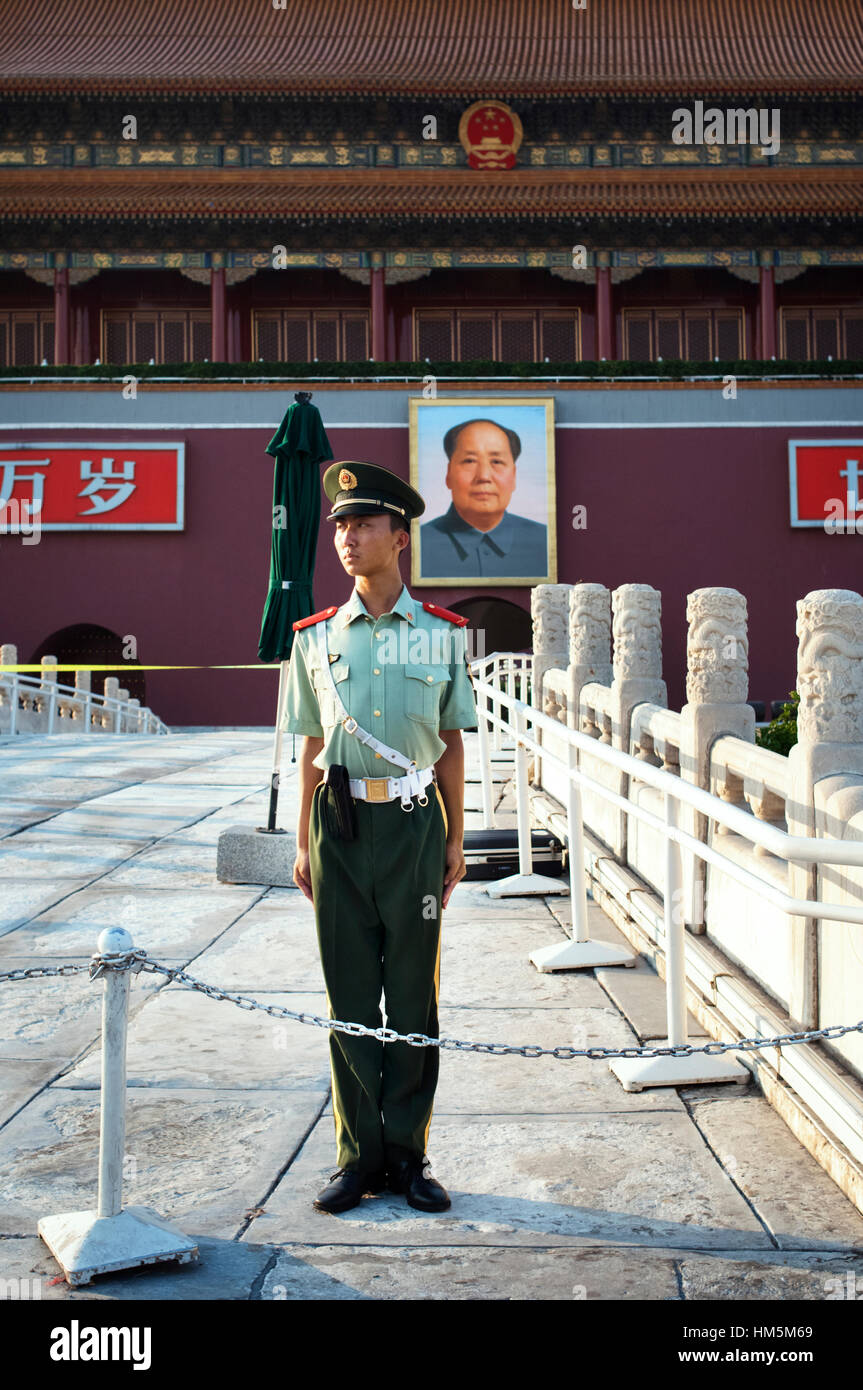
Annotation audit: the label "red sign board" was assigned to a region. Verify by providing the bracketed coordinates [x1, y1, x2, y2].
[789, 439, 863, 529]
[0, 442, 184, 530]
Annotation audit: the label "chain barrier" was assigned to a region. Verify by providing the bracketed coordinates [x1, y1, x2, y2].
[4, 951, 863, 1061]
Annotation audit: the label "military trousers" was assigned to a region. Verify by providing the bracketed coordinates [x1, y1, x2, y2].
[308, 778, 448, 1174]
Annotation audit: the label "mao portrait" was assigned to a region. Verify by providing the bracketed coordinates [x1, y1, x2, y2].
[410, 397, 556, 586]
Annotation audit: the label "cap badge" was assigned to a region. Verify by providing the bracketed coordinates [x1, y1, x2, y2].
[338, 468, 358, 491]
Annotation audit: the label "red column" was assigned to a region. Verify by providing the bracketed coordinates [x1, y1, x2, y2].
[370, 264, 386, 361]
[227, 304, 241, 364]
[595, 265, 614, 360]
[53, 267, 70, 365]
[210, 266, 227, 362]
[759, 266, 776, 359]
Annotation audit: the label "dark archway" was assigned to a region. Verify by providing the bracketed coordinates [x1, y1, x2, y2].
[449, 596, 532, 660]
[29, 624, 147, 705]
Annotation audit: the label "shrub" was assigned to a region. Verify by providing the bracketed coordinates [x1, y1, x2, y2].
[756, 690, 799, 756]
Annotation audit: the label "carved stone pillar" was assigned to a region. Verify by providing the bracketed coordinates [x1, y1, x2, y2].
[680, 587, 755, 931]
[567, 583, 612, 731]
[611, 584, 667, 858]
[531, 585, 571, 711]
[788, 589, 863, 1025]
[531, 584, 571, 786]
[40, 655, 58, 689]
[611, 584, 666, 748]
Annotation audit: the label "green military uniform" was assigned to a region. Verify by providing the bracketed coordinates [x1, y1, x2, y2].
[282, 465, 477, 1177]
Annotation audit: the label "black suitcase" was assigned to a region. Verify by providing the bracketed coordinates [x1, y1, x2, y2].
[463, 828, 566, 881]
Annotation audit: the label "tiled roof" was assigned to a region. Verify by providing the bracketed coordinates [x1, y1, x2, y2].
[0, 0, 862, 96]
[1, 166, 859, 220]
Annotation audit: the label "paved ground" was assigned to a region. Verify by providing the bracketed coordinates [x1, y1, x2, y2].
[1, 728, 862, 1301]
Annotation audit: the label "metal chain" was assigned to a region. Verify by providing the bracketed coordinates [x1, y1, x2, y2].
[0, 964, 91, 981]
[3, 949, 855, 1062]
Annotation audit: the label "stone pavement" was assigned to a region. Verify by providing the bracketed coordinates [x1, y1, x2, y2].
[1, 728, 862, 1302]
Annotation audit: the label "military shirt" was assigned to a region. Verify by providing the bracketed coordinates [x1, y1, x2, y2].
[419, 502, 548, 579]
[281, 583, 477, 777]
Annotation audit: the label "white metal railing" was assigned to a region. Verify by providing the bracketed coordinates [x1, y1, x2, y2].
[0, 671, 169, 737]
[469, 655, 863, 1064]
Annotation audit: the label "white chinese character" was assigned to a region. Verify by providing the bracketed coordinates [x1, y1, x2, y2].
[0, 459, 49, 515]
[77, 458, 137, 515]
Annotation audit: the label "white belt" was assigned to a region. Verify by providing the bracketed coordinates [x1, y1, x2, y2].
[316, 617, 433, 810]
[346, 764, 436, 808]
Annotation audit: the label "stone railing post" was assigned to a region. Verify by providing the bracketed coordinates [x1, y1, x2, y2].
[0, 643, 18, 735]
[74, 668, 92, 729]
[102, 676, 120, 730]
[611, 585, 666, 748]
[611, 584, 667, 859]
[566, 583, 613, 732]
[117, 687, 130, 733]
[531, 584, 571, 786]
[788, 589, 863, 1027]
[40, 655, 58, 732]
[680, 587, 756, 931]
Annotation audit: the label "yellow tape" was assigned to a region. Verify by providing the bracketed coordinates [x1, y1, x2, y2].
[0, 664, 282, 673]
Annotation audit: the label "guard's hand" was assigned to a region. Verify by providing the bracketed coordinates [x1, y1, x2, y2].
[441, 840, 466, 910]
[293, 849, 314, 903]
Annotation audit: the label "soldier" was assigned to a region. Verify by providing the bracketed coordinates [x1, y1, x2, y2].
[282, 460, 477, 1215]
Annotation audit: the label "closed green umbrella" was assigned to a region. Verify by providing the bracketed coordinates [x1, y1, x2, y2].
[258, 391, 332, 832]
[258, 391, 333, 661]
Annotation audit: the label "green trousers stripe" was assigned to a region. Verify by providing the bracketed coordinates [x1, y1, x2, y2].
[308, 780, 447, 1173]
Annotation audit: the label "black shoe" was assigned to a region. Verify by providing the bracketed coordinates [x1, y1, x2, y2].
[386, 1155, 451, 1212]
[313, 1167, 385, 1214]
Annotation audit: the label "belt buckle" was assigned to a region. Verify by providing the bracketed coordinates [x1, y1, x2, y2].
[342, 716, 358, 734]
[365, 777, 391, 802]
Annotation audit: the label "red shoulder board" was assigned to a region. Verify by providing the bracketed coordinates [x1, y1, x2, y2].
[292, 606, 338, 631]
[423, 601, 469, 627]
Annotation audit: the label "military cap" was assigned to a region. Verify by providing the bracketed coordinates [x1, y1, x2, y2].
[323, 460, 425, 523]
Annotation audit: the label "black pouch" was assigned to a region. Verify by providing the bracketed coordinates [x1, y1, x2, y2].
[322, 764, 358, 841]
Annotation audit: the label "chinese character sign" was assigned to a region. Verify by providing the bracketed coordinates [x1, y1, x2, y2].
[789, 439, 863, 529]
[0, 443, 184, 530]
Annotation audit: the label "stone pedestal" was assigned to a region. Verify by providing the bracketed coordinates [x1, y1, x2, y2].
[216, 825, 298, 888]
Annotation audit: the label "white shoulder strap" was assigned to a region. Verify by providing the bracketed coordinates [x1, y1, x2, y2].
[315, 618, 417, 773]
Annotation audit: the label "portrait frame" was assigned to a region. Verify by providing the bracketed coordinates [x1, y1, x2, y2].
[409, 396, 557, 587]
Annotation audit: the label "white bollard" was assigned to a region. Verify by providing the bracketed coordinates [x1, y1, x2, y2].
[487, 704, 568, 899]
[609, 795, 749, 1092]
[38, 927, 198, 1285]
[530, 740, 636, 970]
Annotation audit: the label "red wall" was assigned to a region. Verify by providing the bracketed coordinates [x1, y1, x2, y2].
[1, 419, 860, 726]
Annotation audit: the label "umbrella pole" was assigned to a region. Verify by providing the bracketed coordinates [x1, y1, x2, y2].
[261, 659, 290, 834]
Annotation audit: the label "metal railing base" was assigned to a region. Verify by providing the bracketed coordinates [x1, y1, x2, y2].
[609, 1046, 750, 1094]
[486, 871, 569, 898]
[38, 1205, 199, 1287]
[530, 938, 637, 972]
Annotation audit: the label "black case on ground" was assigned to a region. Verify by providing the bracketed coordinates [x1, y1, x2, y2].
[462, 828, 566, 880]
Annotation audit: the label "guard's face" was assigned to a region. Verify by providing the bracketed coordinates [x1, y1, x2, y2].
[445, 421, 516, 524]
[334, 512, 407, 576]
